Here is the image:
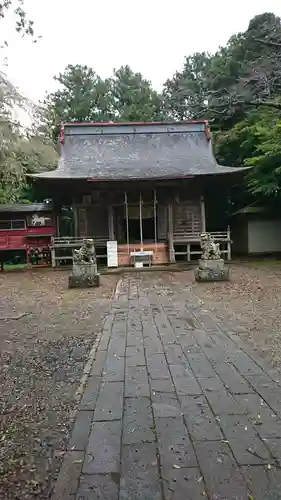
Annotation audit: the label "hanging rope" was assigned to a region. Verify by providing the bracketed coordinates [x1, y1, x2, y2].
[154, 189, 157, 249]
[139, 191, 143, 250]
[124, 191, 130, 254]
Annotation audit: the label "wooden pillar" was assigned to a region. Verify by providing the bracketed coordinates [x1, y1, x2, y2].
[26, 248, 32, 270]
[200, 196, 206, 232]
[153, 189, 157, 246]
[50, 236, 56, 268]
[124, 192, 130, 254]
[51, 247, 56, 268]
[108, 206, 114, 240]
[139, 191, 143, 250]
[78, 207, 88, 237]
[56, 214, 60, 237]
[168, 203, 175, 263]
[73, 200, 78, 237]
[227, 225, 231, 261]
[187, 243, 191, 262]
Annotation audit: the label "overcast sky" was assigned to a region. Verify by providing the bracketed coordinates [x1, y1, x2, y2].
[1, 0, 281, 104]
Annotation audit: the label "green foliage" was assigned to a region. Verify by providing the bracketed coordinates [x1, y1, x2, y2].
[0, 73, 58, 204]
[246, 115, 281, 197]
[2, 9, 281, 205]
[162, 12, 281, 200]
[211, 14, 281, 199]
[163, 53, 211, 120]
[110, 65, 164, 122]
[0, 0, 57, 204]
[45, 64, 166, 143]
[44, 64, 113, 143]
[214, 108, 281, 197]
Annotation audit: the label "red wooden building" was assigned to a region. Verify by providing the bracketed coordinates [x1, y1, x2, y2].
[31, 120, 248, 267]
[0, 203, 56, 267]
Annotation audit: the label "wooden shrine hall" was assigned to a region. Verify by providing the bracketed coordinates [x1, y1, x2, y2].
[32, 121, 247, 267]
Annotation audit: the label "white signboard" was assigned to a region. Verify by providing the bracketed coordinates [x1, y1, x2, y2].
[28, 214, 52, 227]
[107, 240, 118, 268]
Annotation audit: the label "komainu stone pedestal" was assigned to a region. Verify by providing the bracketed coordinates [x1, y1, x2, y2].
[68, 263, 100, 289]
[195, 259, 229, 282]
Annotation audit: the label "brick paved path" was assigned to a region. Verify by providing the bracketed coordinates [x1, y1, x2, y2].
[53, 276, 281, 500]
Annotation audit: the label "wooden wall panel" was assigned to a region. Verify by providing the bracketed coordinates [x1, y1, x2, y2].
[78, 206, 109, 241]
[88, 206, 109, 241]
[78, 208, 88, 237]
[173, 200, 202, 239]
[157, 205, 167, 240]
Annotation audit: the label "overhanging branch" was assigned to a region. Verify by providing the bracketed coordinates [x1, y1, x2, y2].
[247, 100, 281, 109]
[254, 38, 281, 49]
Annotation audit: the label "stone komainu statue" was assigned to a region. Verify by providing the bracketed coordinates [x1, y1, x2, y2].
[73, 239, 96, 264]
[200, 232, 221, 260]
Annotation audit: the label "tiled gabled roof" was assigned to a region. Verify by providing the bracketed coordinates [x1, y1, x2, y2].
[32, 121, 249, 181]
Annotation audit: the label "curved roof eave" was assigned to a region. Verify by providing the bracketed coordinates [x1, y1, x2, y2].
[30, 166, 251, 181]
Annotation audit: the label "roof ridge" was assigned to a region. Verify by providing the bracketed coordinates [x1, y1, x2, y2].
[62, 120, 209, 127]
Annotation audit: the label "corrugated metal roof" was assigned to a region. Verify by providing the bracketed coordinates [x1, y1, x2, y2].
[232, 206, 272, 216]
[32, 122, 249, 181]
[0, 203, 53, 213]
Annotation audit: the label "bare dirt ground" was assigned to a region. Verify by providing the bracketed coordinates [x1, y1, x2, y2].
[0, 271, 117, 499]
[141, 263, 281, 371]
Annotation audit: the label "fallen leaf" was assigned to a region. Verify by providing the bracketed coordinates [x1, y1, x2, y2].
[253, 420, 263, 425]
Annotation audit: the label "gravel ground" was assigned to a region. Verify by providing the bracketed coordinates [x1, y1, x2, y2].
[0, 270, 117, 499]
[140, 263, 281, 371]
[2, 264, 281, 498]
[192, 263, 281, 370]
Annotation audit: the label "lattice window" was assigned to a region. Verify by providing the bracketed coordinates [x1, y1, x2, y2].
[173, 202, 202, 236]
[78, 208, 88, 237]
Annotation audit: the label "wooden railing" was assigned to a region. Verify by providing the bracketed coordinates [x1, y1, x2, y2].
[173, 229, 230, 242]
[50, 236, 107, 267]
[172, 228, 232, 261]
[51, 236, 107, 247]
[50, 229, 232, 267]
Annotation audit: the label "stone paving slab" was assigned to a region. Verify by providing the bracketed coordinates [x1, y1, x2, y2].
[125, 365, 150, 397]
[241, 465, 281, 499]
[94, 381, 124, 421]
[119, 443, 162, 500]
[76, 473, 119, 500]
[194, 440, 249, 499]
[67, 410, 93, 451]
[83, 420, 122, 474]
[102, 353, 125, 382]
[52, 450, 84, 499]
[52, 276, 281, 500]
[155, 416, 197, 469]
[218, 414, 273, 465]
[161, 467, 206, 500]
[123, 397, 154, 444]
[78, 375, 101, 410]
